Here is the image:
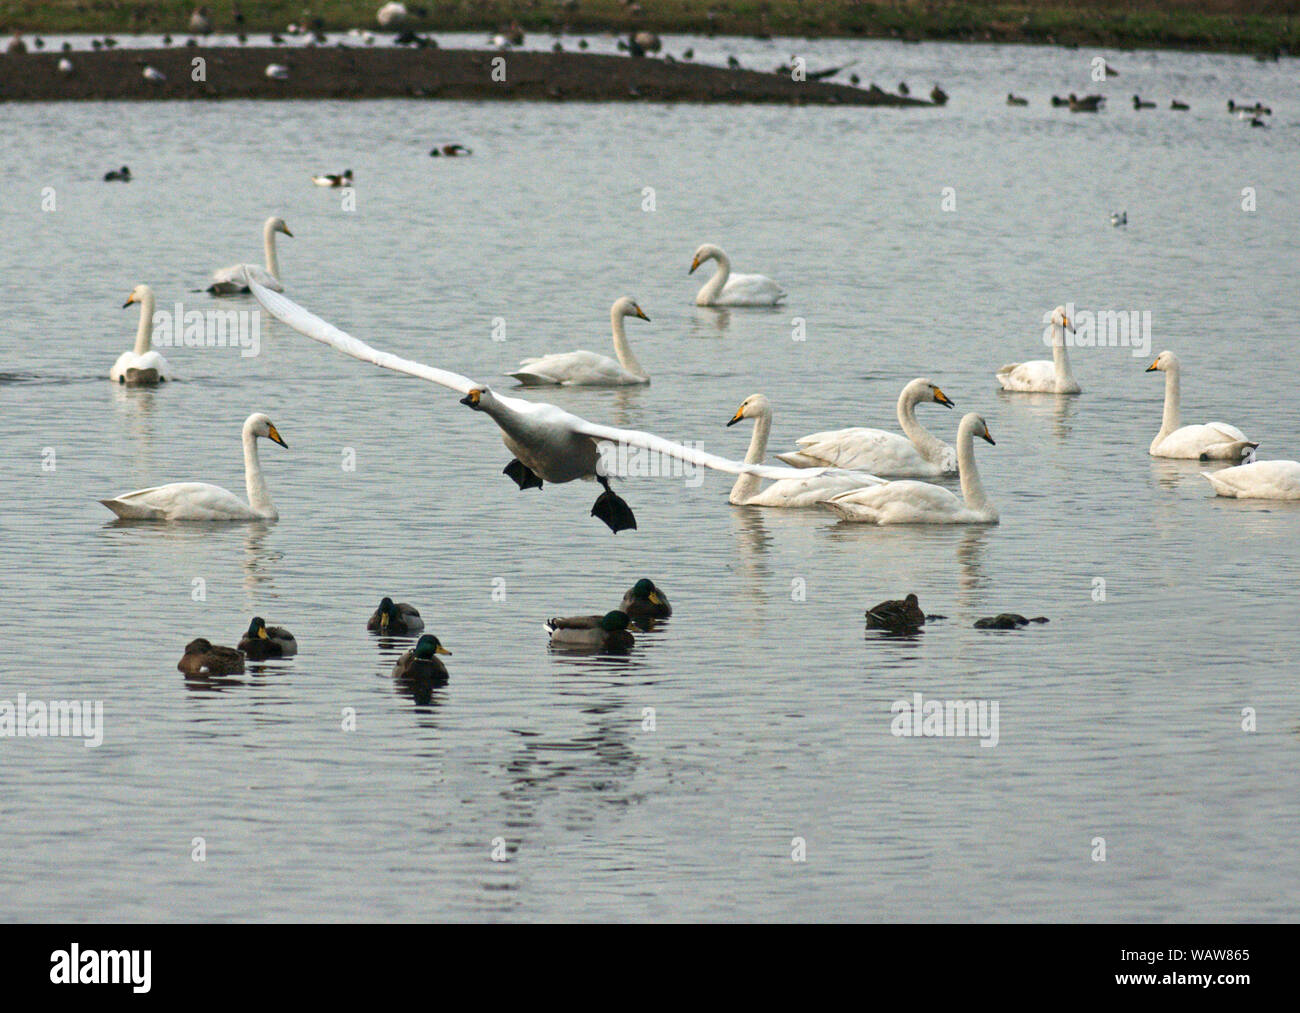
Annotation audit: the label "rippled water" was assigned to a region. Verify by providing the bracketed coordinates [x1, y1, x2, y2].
[2, 37, 1298, 922]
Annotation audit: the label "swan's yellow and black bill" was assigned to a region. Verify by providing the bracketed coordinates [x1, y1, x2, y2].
[460, 389, 483, 408]
[981, 427, 996, 446]
[933, 387, 954, 408]
[267, 424, 288, 448]
[1145, 360, 1159, 372]
[122, 293, 136, 308]
[1062, 315, 1075, 333]
[726, 407, 744, 426]
[634, 305, 650, 321]
[689, 256, 701, 275]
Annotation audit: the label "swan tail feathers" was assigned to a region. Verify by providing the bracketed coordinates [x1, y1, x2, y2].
[99, 498, 161, 520]
[506, 370, 558, 386]
[774, 451, 820, 468]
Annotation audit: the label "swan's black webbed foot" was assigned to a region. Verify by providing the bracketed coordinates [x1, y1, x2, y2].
[592, 476, 637, 533]
[503, 459, 543, 490]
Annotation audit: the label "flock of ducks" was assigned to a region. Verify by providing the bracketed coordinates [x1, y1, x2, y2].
[180, 577, 673, 683]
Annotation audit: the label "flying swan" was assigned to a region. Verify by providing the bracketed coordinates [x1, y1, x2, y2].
[995, 306, 1081, 394]
[111, 284, 175, 385]
[725, 395, 884, 506]
[689, 244, 786, 307]
[821, 413, 999, 524]
[248, 279, 857, 532]
[1145, 350, 1257, 460]
[775, 378, 957, 477]
[99, 412, 288, 520]
[1202, 459, 1300, 499]
[507, 297, 651, 386]
[208, 216, 293, 295]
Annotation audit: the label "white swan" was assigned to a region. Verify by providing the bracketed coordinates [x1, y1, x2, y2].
[248, 279, 858, 532]
[689, 243, 785, 306]
[507, 297, 651, 386]
[99, 413, 288, 521]
[1202, 460, 1300, 499]
[111, 284, 174, 385]
[1145, 350, 1257, 460]
[208, 217, 293, 295]
[726, 394, 884, 507]
[775, 378, 957, 477]
[996, 306, 1081, 393]
[822, 413, 999, 524]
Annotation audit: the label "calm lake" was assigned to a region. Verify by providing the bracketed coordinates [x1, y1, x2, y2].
[2, 34, 1298, 921]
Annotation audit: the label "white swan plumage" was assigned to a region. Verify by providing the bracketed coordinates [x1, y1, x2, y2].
[775, 378, 956, 477]
[99, 413, 288, 521]
[1202, 460, 1300, 499]
[725, 394, 884, 507]
[508, 297, 651, 386]
[248, 279, 856, 532]
[996, 306, 1081, 394]
[110, 284, 174, 385]
[690, 243, 785, 307]
[1145, 350, 1257, 460]
[208, 216, 293, 294]
[822, 413, 999, 524]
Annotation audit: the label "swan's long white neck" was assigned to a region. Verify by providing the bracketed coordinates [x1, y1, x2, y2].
[263, 220, 282, 281]
[897, 381, 947, 463]
[730, 402, 771, 503]
[1051, 320, 1077, 388]
[1157, 362, 1182, 439]
[956, 416, 993, 515]
[610, 306, 646, 378]
[698, 250, 731, 304]
[242, 424, 277, 519]
[133, 289, 156, 357]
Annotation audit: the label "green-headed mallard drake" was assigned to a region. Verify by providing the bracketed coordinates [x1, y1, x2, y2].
[178, 638, 245, 676]
[237, 616, 297, 659]
[367, 596, 424, 634]
[621, 578, 672, 621]
[974, 613, 1050, 629]
[545, 610, 634, 651]
[392, 633, 452, 681]
[866, 593, 926, 632]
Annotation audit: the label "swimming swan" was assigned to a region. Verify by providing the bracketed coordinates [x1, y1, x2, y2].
[1202, 459, 1300, 499]
[111, 284, 174, 385]
[208, 216, 293, 294]
[822, 413, 999, 524]
[1145, 350, 1257, 459]
[689, 243, 785, 306]
[507, 297, 651, 386]
[775, 378, 956, 476]
[726, 394, 884, 507]
[996, 306, 1080, 393]
[99, 412, 288, 520]
[248, 279, 853, 532]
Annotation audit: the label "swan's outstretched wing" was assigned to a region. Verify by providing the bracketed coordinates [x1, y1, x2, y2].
[564, 414, 880, 484]
[250, 279, 481, 395]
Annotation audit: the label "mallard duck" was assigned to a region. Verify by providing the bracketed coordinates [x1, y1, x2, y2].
[866, 593, 926, 631]
[429, 144, 472, 157]
[974, 613, 1049, 629]
[178, 638, 245, 676]
[1170, 99, 1189, 110]
[1133, 95, 1155, 109]
[546, 610, 634, 651]
[621, 579, 672, 622]
[311, 169, 353, 187]
[104, 166, 131, 182]
[367, 596, 424, 634]
[392, 634, 452, 681]
[1006, 93, 1028, 106]
[237, 616, 297, 659]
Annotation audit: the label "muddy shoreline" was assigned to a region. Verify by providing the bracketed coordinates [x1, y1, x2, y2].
[0, 46, 930, 104]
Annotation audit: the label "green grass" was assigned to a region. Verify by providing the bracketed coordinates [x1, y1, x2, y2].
[0, 2, 1297, 55]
